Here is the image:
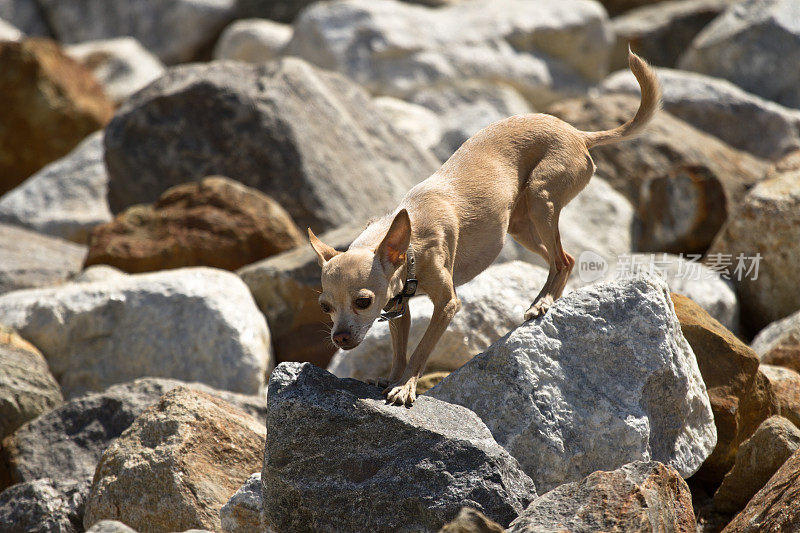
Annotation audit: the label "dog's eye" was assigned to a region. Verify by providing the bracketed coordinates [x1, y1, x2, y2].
[354, 297, 372, 310]
[320, 302, 332, 314]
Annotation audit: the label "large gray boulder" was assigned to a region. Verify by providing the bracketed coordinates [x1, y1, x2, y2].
[0, 267, 273, 398]
[1, 378, 266, 490]
[0, 132, 111, 244]
[0, 224, 87, 295]
[37, 0, 237, 64]
[679, 0, 800, 109]
[285, 0, 612, 106]
[508, 461, 696, 532]
[0, 478, 88, 533]
[0, 16, 22, 40]
[263, 362, 537, 531]
[428, 274, 717, 493]
[328, 261, 550, 381]
[600, 67, 800, 161]
[104, 57, 438, 230]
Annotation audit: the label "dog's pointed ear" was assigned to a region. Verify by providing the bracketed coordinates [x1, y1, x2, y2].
[308, 228, 340, 266]
[376, 209, 411, 270]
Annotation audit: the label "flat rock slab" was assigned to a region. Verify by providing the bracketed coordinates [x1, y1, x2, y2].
[0, 267, 272, 398]
[429, 274, 717, 493]
[263, 362, 537, 532]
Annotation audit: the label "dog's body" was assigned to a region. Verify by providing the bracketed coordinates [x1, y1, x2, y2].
[310, 50, 661, 406]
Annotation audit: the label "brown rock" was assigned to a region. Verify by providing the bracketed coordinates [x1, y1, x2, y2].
[722, 447, 800, 532]
[0, 324, 63, 442]
[508, 461, 696, 532]
[714, 416, 800, 514]
[546, 94, 766, 253]
[707, 169, 800, 331]
[752, 310, 800, 375]
[671, 293, 777, 484]
[85, 176, 304, 273]
[83, 387, 265, 532]
[439, 507, 504, 533]
[761, 365, 800, 430]
[0, 38, 113, 195]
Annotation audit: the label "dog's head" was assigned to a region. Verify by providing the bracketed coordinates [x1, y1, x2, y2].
[309, 210, 411, 350]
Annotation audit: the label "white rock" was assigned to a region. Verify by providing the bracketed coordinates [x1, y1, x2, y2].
[0, 131, 111, 244]
[37, 0, 237, 64]
[0, 267, 273, 398]
[71, 265, 128, 284]
[599, 66, 800, 160]
[328, 261, 549, 381]
[220, 473, 264, 533]
[0, 16, 23, 40]
[408, 80, 534, 160]
[213, 18, 292, 63]
[679, 0, 800, 109]
[373, 96, 444, 153]
[66, 37, 165, 104]
[428, 274, 717, 492]
[285, 0, 612, 105]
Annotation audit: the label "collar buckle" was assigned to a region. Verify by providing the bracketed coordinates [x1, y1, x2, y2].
[379, 249, 417, 322]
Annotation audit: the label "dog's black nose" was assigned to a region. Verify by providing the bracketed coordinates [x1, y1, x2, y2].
[332, 331, 352, 347]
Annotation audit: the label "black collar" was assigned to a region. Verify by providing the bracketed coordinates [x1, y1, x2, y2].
[379, 247, 417, 322]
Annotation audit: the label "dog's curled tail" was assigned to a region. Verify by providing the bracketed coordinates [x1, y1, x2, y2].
[582, 48, 661, 148]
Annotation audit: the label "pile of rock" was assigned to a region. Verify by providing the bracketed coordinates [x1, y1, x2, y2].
[2, 0, 800, 530]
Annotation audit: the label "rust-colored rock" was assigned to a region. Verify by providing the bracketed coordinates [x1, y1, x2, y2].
[671, 293, 777, 484]
[85, 176, 304, 273]
[83, 387, 265, 532]
[0, 38, 113, 195]
[722, 447, 800, 533]
[508, 461, 696, 532]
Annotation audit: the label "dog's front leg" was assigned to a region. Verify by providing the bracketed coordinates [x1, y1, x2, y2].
[384, 292, 460, 406]
[384, 304, 411, 386]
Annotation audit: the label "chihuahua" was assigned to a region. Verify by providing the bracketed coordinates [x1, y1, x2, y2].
[309, 50, 661, 406]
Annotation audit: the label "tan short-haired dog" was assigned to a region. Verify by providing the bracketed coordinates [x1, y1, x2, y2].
[310, 50, 661, 406]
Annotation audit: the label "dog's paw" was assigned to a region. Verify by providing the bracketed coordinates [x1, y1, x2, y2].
[383, 377, 418, 407]
[524, 296, 553, 321]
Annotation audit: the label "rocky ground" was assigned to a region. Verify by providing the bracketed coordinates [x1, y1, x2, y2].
[1, 0, 800, 531]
